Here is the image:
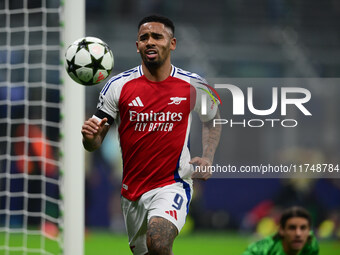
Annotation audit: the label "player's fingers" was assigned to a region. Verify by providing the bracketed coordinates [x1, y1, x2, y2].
[189, 157, 201, 164]
[81, 129, 95, 136]
[201, 157, 212, 166]
[192, 171, 209, 180]
[99, 117, 108, 127]
[191, 171, 200, 178]
[192, 170, 212, 181]
[81, 127, 96, 136]
[82, 122, 99, 134]
[190, 157, 212, 168]
[85, 119, 100, 129]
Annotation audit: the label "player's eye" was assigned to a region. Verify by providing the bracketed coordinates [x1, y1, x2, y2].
[139, 35, 148, 41]
[288, 225, 296, 230]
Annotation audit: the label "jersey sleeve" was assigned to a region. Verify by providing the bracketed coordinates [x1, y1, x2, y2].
[94, 76, 123, 125]
[191, 78, 219, 122]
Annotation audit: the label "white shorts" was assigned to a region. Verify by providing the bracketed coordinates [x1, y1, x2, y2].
[121, 182, 193, 255]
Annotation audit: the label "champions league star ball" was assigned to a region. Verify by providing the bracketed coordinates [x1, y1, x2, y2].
[65, 37, 114, 86]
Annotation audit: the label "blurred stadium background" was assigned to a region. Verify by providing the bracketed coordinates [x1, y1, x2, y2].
[84, 0, 340, 253]
[1, 0, 340, 254]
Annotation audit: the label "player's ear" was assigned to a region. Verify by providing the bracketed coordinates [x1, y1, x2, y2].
[136, 41, 140, 53]
[170, 37, 176, 51]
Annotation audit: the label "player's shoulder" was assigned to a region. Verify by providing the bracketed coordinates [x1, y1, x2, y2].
[173, 66, 207, 85]
[242, 236, 276, 255]
[100, 66, 142, 95]
[253, 236, 276, 249]
[302, 232, 319, 255]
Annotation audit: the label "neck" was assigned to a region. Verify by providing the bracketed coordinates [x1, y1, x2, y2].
[142, 60, 172, 82]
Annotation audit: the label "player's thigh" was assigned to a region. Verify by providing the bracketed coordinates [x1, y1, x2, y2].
[146, 216, 177, 254]
[145, 183, 191, 253]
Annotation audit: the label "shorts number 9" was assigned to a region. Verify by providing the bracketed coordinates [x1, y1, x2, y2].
[172, 193, 184, 210]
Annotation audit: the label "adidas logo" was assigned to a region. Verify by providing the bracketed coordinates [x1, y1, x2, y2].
[165, 210, 177, 220]
[128, 97, 144, 107]
[96, 72, 105, 82]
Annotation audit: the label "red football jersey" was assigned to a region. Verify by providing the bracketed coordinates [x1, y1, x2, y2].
[95, 65, 218, 201]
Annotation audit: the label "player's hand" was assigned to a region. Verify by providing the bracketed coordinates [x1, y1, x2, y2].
[81, 117, 108, 141]
[190, 157, 212, 181]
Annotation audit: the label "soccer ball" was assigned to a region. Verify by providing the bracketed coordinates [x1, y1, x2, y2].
[65, 37, 114, 86]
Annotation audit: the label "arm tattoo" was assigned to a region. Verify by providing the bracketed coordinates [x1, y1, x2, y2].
[147, 216, 178, 255]
[202, 110, 221, 163]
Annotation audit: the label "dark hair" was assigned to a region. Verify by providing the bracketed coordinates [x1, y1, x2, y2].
[273, 206, 312, 241]
[280, 206, 312, 228]
[138, 15, 175, 37]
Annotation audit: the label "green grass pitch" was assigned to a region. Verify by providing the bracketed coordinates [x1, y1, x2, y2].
[85, 231, 340, 255]
[0, 231, 339, 254]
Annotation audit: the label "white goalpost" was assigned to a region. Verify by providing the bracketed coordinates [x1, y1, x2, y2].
[0, 0, 85, 254]
[62, 0, 85, 254]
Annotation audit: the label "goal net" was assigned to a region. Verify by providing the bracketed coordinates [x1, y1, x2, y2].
[0, 0, 84, 254]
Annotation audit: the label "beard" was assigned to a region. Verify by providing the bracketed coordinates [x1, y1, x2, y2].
[140, 52, 167, 70]
[144, 59, 161, 69]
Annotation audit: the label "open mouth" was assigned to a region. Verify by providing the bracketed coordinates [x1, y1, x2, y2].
[145, 50, 158, 59]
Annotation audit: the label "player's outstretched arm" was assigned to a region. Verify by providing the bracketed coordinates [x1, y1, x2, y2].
[191, 110, 221, 180]
[201, 109, 221, 163]
[81, 117, 110, 152]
